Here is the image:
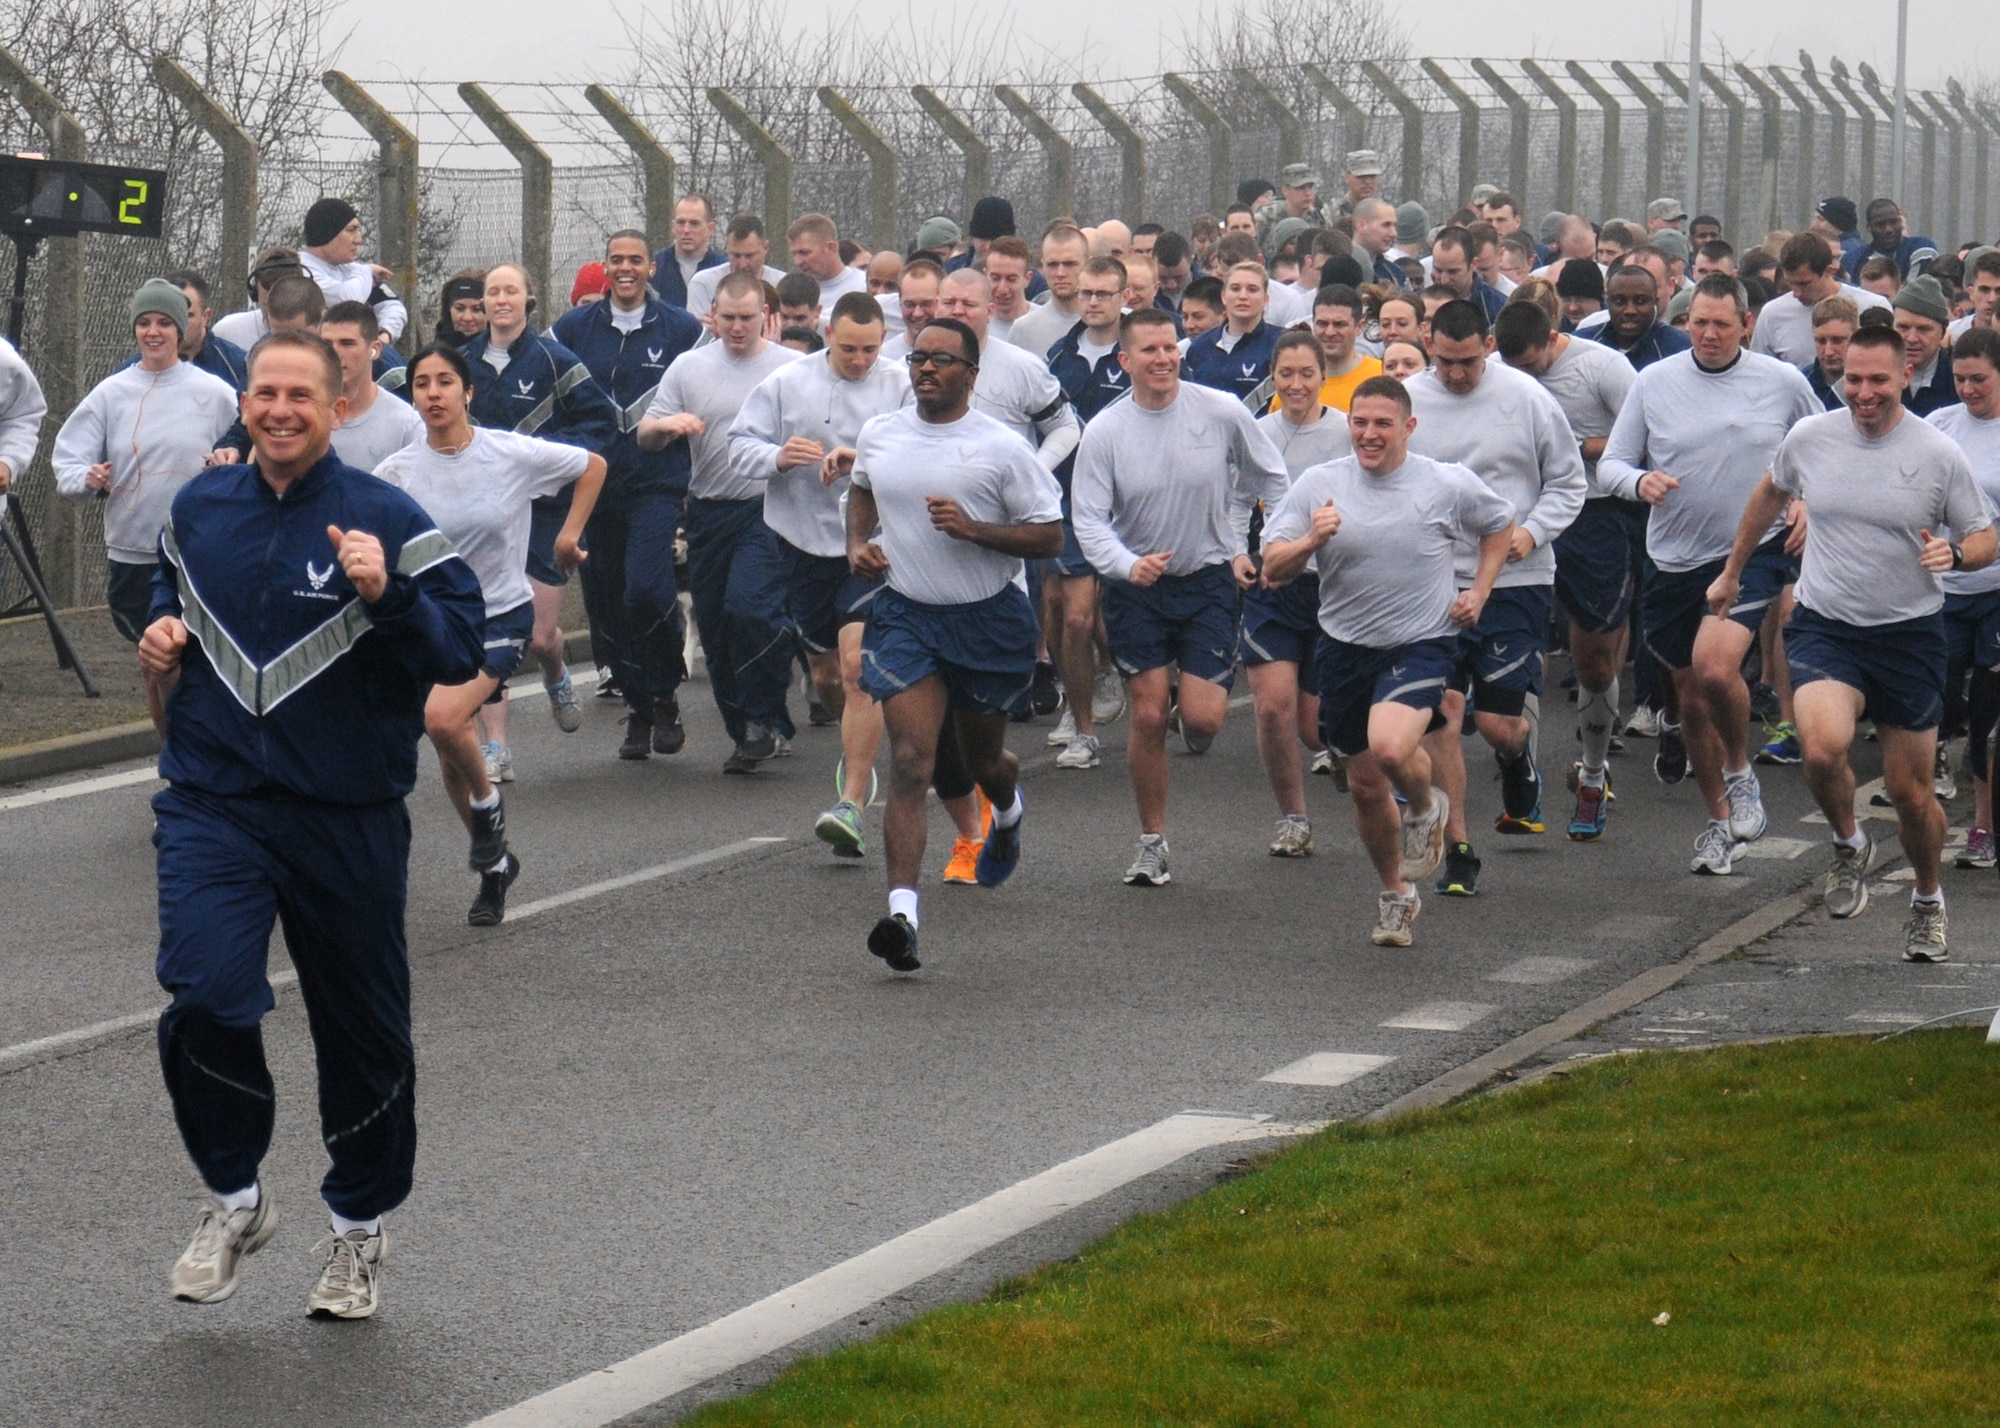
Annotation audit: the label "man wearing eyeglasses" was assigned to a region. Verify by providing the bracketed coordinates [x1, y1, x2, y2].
[728, 290, 911, 854]
[828, 319, 1064, 971]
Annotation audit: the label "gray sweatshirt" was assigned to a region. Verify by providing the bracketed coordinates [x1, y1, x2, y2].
[1071, 382, 1290, 582]
[54, 362, 238, 564]
[0, 337, 45, 480]
[1406, 361, 1586, 589]
[1598, 350, 1821, 572]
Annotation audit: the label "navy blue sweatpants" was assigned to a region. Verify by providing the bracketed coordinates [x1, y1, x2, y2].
[153, 784, 417, 1221]
[684, 495, 794, 744]
[585, 490, 687, 717]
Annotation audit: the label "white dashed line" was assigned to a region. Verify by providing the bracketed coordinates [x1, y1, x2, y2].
[1736, 836, 1813, 860]
[0, 764, 159, 811]
[1381, 1001, 1496, 1032]
[1260, 1051, 1396, 1087]
[1487, 956, 1595, 985]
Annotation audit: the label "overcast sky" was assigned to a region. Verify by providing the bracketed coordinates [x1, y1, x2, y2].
[334, 0, 1982, 93]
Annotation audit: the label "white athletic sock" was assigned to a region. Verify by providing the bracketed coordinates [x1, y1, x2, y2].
[889, 886, 919, 926]
[329, 1211, 380, 1238]
[1834, 828, 1869, 852]
[1577, 679, 1618, 772]
[1724, 765, 1754, 784]
[469, 788, 500, 811]
[217, 1182, 259, 1213]
[992, 790, 1024, 829]
[1913, 890, 1944, 909]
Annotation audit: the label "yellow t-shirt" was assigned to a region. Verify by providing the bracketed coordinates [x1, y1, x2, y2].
[1268, 355, 1386, 416]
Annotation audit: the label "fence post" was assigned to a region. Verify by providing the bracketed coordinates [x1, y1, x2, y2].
[1072, 83, 1145, 225]
[1920, 92, 1960, 246]
[1733, 66, 1784, 239]
[458, 84, 552, 319]
[1421, 60, 1483, 207]
[1650, 64, 1710, 226]
[1233, 68, 1303, 169]
[1566, 63, 1624, 223]
[1521, 61, 1579, 216]
[1768, 68, 1818, 225]
[1162, 73, 1233, 219]
[1857, 65, 1915, 216]
[707, 87, 792, 240]
[1360, 62, 1426, 207]
[816, 87, 899, 252]
[995, 86, 1073, 223]
[1797, 56, 1848, 198]
[1469, 61, 1530, 203]
[1611, 62, 1667, 205]
[911, 87, 992, 210]
[584, 85, 676, 252]
[152, 58, 258, 289]
[1955, 84, 1993, 244]
[1301, 64, 1370, 159]
[323, 73, 418, 319]
[1700, 67, 1747, 242]
[1828, 62, 1879, 201]
[0, 45, 83, 602]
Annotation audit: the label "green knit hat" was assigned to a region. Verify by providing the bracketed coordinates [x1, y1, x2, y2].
[131, 277, 189, 337]
[1892, 272, 1951, 327]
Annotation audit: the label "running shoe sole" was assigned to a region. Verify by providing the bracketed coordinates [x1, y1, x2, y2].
[815, 806, 866, 858]
[867, 915, 921, 971]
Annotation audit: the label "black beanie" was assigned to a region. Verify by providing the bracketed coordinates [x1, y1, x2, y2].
[1556, 258, 1605, 300]
[304, 197, 359, 248]
[968, 196, 1015, 241]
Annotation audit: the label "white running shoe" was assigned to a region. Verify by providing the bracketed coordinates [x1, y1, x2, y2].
[1397, 788, 1449, 881]
[171, 1194, 277, 1303]
[1046, 708, 1078, 747]
[308, 1227, 385, 1319]
[1724, 771, 1767, 842]
[482, 741, 514, 784]
[1622, 705, 1661, 738]
[1092, 668, 1126, 725]
[1824, 833, 1876, 918]
[1690, 819, 1743, 875]
[1935, 742, 1959, 801]
[1124, 834, 1171, 885]
[1903, 901, 1949, 962]
[545, 673, 583, 733]
[1054, 733, 1101, 769]
[1373, 889, 1420, 946]
[1269, 814, 1313, 857]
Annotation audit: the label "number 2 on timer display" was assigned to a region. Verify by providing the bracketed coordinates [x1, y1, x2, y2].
[118, 178, 146, 225]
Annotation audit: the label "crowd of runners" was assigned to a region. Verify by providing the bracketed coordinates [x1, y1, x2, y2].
[18, 160, 2000, 1318]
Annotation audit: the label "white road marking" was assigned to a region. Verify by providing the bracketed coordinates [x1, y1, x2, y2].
[0, 764, 159, 811]
[1260, 1051, 1395, 1087]
[1800, 778, 1895, 824]
[1381, 1000, 1496, 1032]
[466, 1110, 1296, 1428]
[0, 838, 785, 1075]
[1846, 1011, 1927, 1025]
[1737, 836, 1812, 860]
[1487, 956, 1596, 985]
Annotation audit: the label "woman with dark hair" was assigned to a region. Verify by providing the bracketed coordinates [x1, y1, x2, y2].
[434, 269, 487, 347]
[375, 344, 607, 927]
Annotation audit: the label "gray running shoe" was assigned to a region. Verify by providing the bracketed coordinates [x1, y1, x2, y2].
[1690, 819, 1742, 875]
[1045, 708, 1078, 747]
[545, 673, 583, 733]
[1091, 668, 1126, 725]
[1124, 834, 1171, 886]
[1902, 901, 1949, 962]
[308, 1227, 385, 1320]
[1824, 833, 1876, 918]
[1269, 814, 1313, 858]
[482, 740, 514, 783]
[1054, 732, 1101, 769]
[171, 1194, 277, 1303]
[1373, 889, 1421, 947]
[1725, 771, 1768, 842]
[815, 799, 866, 858]
[1397, 788, 1449, 882]
[1934, 743, 1959, 801]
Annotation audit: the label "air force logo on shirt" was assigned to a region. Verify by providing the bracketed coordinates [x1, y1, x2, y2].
[293, 559, 342, 602]
[515, 378, 535, 399]
[645, 347, 665, 368]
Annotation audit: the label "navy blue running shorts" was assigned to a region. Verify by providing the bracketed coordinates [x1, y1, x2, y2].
[859, 584, 1041, 715]
[1786, 604, 1948, 732]
[1643, 534, 1797, 673]
[1313, 634, 1455, 758]
[1101, 562, 1241, 686]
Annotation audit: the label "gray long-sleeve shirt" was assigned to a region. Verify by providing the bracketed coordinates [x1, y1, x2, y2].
[1071, 381, 1290, 582]
[726, 352, 910, 556]
[1598, 350, 1822, 572]
[1406, 360, 1586, 589]
[0, 337, 45, 480]
[54, 362, 239, 564]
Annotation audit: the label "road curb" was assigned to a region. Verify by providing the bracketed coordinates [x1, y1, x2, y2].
[0, 630, 601, 787]
[1364, 884, 1821, 1122]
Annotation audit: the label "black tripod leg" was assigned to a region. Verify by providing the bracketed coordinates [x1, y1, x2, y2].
[1, 520, 99, 697]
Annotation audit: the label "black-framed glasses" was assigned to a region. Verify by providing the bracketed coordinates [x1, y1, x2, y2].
[905, 351, 974, 370]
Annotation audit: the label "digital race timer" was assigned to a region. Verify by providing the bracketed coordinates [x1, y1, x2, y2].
[0, 153, 166, 239]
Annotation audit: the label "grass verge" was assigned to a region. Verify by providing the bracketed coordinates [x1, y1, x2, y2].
[687, 1031, 2000, 1425]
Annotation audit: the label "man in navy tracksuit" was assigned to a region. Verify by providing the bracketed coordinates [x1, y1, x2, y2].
[141, 330, 484, 1320]
[554, 231, 704, 756]
[650, 194, 728, 308]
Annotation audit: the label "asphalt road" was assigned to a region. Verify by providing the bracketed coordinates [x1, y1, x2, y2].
[1, 661, 1885, 1427]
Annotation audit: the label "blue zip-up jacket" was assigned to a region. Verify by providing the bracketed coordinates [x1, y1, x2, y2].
[1048, 321, 1134, 425]
[1584, 319, 1691, 370]
[462, 327, 616, 513]
[650, 247, 726, 308]
[552, 297, 703, 501]
[151, 450, 485, 805]
[1185, 319, 1281, 407]
[120, 334, 249, 390]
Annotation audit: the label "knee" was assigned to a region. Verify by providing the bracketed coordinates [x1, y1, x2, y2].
[1183, 701, 1226, 739]
[1129, 694, 1169, 741]
[888, 745, 933, 798]
[423, 708, 458, 745]
[1800, 741, 1848, 783]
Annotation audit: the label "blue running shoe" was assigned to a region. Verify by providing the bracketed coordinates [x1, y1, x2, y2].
[975, 798, 1022, 886]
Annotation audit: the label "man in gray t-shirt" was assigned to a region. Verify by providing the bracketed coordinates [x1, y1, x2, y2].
[1710, 326, 1997, 963]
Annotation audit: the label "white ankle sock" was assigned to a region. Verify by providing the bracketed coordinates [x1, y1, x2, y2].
[1724, 765, 1754, 784]
[889, 887, 919, 926]
[329, 1211, 381, 1238]
[470, 788, 500, 811]
[992, 790, 1024, 829]
[1834, 828, 1869, 852]
[217, 1182, 259, 1213]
